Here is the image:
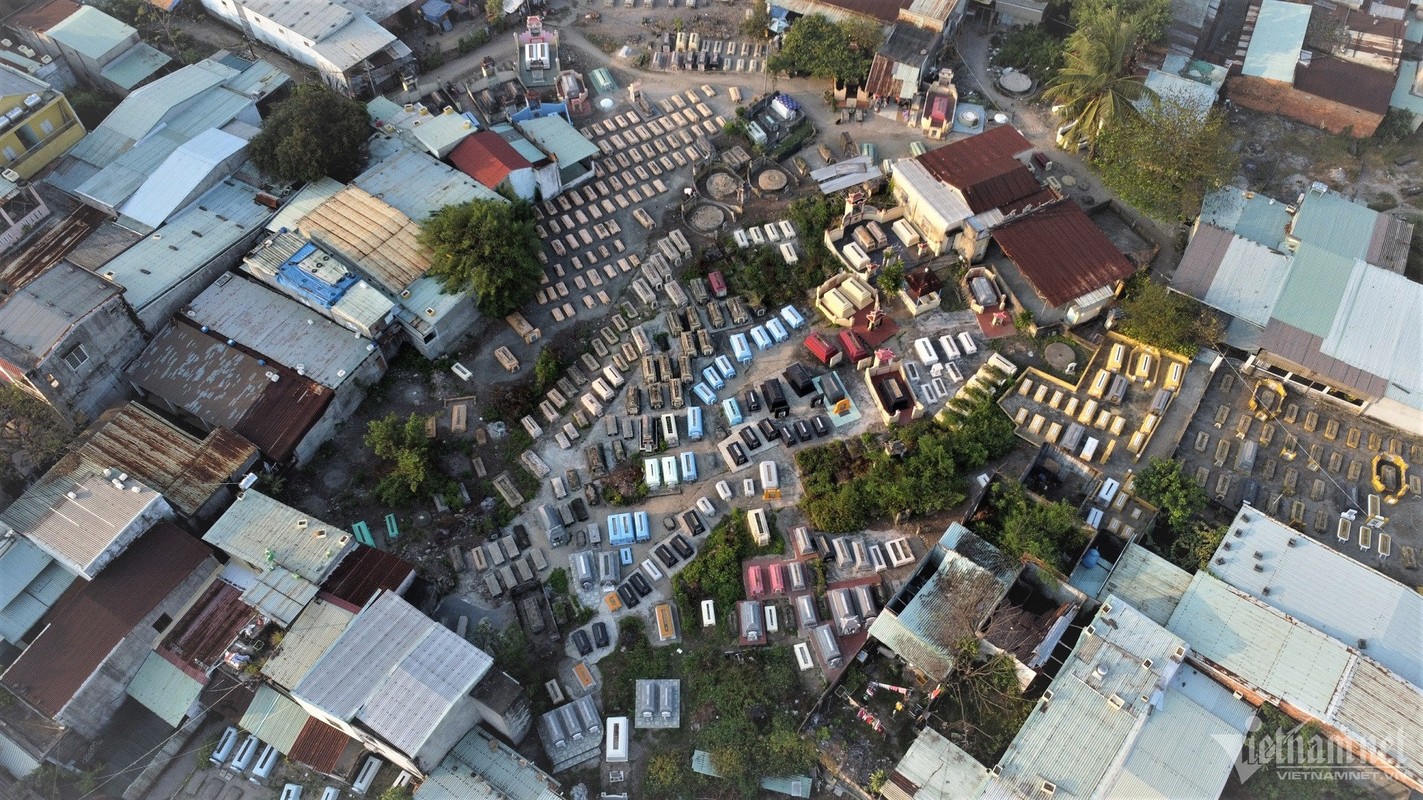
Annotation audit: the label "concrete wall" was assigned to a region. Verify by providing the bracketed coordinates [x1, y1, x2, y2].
[32, 293, 147, 427]
[1225, 75, 1384, 137]
[53, 557, 218, 740]
[135, 225, 269, 334]
[414, 694, 481, 774]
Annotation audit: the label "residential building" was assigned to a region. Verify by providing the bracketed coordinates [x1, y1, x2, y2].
[868, 523, 1017, 680]
[515, 113, 599, 190]
[865, 22, 940, 112]
[537, 695, 603, 772]
[127, 321, 335, 464]
[489, 122, 563, 197]
[0, 522, 218, 741]
[449, 129, 542, 201]
[770, 0, 963, 32]
[183, 272, 388, 426]
[292, 590, 505, 776]
[1172, 185, 1420, 430]
[1225, 0, 1403, 136]
[0, 62, 84, 179]
[368, 96, 479, 159]
[0, 261, 146, 426]
[45, 54, 287, 215]
[7, 1, 170, 95]
[471, 669, 534, 744]
[101, 178, 276, 332]
[515, 16, 560, 89]
[416, 725, 562, 800]
[197, 0, 414, 96]
[0, 171, 49, 254]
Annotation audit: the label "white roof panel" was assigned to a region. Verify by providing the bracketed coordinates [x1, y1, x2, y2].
[118, 128, 248, 230]
[1320, 261, 1423, 408]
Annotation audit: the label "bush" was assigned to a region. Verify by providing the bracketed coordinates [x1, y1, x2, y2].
[976, 482, 1089, 572]
[994, 27, 1064, 81]
[458, 29, 491, 53]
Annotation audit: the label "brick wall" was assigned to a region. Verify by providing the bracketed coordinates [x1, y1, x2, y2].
[1225, 76, 1384, 137]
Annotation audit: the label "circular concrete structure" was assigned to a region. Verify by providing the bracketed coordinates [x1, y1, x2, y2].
[999, 70, 1033, 95]
[1045, 342, 1075, 372]
[755, 167, 789, 192]
[706, 172, 740, 200]
[687, 203, 727, 232]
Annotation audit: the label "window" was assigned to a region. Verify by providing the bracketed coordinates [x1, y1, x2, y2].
[2, 146, 16, 162]
[62, 344, 88, 370]
[153, 613, 172, 633]
[39, 119, 53, 136]
[422, 330, 438, 344]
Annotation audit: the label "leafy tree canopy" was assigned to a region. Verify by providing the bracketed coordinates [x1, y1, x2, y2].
[419, 199, 543, 317]
[1072, 0, 1174, 45]
[364, 412, 437, 504]
[1132, 458, 1208, 530]
[1094, 95, 1237, 221]
[249, 85, 372, 183]
[1043, 9, 1152, 153]
[1117, 277, 1222, 357]
[0, 384, 71, 482]
[767, 14, 880, 83]
[981, 482, 1089, 572]
[994, 27, 1065, 82]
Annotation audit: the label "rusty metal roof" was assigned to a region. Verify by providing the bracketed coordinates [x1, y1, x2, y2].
[158, 578, 255, 675]
[320, 544, 416, 607]
[287, 717, 353, 774]
[1293, 54, 1395, 116]
[127, 320, 332, 463]
[916, 126, 1036, 213]
[7, 0, 81, 32]
[299, 185, 430, 294]
[0, 523, 215, 718]
[993, 201, 1137, 308]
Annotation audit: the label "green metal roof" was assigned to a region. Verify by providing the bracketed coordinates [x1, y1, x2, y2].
[1241, 0, 1310, 83]
[517, 115, 600, 165]
[98, 43, 172, 91]
[1290, 188, 1384, 263]
[588, 68, 618, 95]
[47, 6, 134, 61]
[1390, 61, 1423, 118]
[126, 651, 203, 727]
[1197, 187, 1291, 250]
[1268, 243, 1353, 336]
[416, 726, 562, 800]
[239, 684, 310, 754]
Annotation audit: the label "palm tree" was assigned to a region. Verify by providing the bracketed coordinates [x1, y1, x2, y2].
[1042, 9, 1155, 154]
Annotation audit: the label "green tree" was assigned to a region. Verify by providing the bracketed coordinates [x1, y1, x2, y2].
[1170, 520, 1227, 572]
[994, 26, 1065, 81]
[741, 2, 771, 38]
[485, 0, 503, 25]
[767, 14, 879, 83]
[985, 482, 1089, 572]
[364, 413, 436, 504]
[1094, 95, 1237, 221]
[1071, 0, 1173, 45]
[1133, 458, 1208, 530]
[1117, 277, 1222, 356]
[0, 384, 72, 480]
[1373, 108, 1416, 144]
[533, 349, 560, 391]
[1042, 9, 1152, 154]
[419, 199, 542, 317]
[66, 88, 120, 129]
[249, 85, 371, 183]
[876, 260, 905, 296]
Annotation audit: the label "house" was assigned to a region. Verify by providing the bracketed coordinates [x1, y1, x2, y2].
[975, 598, 1253, 799]
[182, 272, 388, 427]
[45, 54, 288, 215]
[449, 130, 543, 201]
[0, 62, 84, 179]
[42, 401, 258, 523]
[0, 522, 218, 741]
[127, 321, 334, 464]
[117, 128, 251, 232]
[0, 261, 147, 426]
[0, 170, 50, 254]
[99, 178, 276, 332]
[415, 725, 562, 800]
[292, 590, 511, 777]
[197, 0, 415, 96]
[1135, 53, 1227, 120]
[368, 96, 479, 159]
[1172, 185, 1420, 430]
[868, 523, 1017, 680]
[7, 1, 170, 95]
[515, 16, 560, 89]
[989, 199, 1137, 327]
[1225, 0, 1402, 136]
[514, 113, 599, 190]
[866, 23, 940, 106]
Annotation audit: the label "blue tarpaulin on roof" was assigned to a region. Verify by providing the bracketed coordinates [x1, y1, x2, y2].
[422, 0, 452, 23]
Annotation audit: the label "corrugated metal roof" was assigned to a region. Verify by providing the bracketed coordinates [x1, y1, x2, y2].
[416, 726, 562, 800]
[1291, 189, 1388, 265]
[240, 684, 311, 754]
[1209, 509, 1423, 685]
[1294, 55, 1394, 116]
[0, 261, 119, 367]
[91, 59, 239, 143]
[1241, 0, 1309, 82]
[267, 178, 345, 233]
[286, 717, 352, 774]
[9, 0, 81, 33]
[1098, 544, 1191, 627]
[184, 272, 376, 390]
[102, 178, 271, 311]
[62, 402, 258, 520]
[1330, 659, 1423, 783]
[516, 115, 600, 167]
[44, 6, 135, 60]
[309, 12, 401, 72]
[97, 43, 171, 91]
[261, 597, 355, 689]
[449, 131, 532, 191]
[319, 545, 415, 607]
[892, 159, 974, 233]
[867, 524, 1016, 680]
[126, 650, 204, 727]
[769, 0, 912, 24]
[1266, 243, 1353, 337]
[158, 578, 253, 674]
[1, 471, 165, 579]
[993, 201, 1137, 308]
[368, 99, 478, 158]
[0, 545, 75, 643]
[888, 727, 989, 800]
[203, 490, 354, 584]
[240, 565, 318, 627]
[1174, 225, 1292, 327]
[1321, 259, 1422, 397]
[492, 123, 551, 166]
[0, 538, 64, 613]
[295, 591, 492, 759]
[118, 128, 249, 231]
[1167, 572, 1350, 717]
[1258, 317, 1389, 402]
[300, 184, 429, 294]
[1138, 69, 1219, 118]
[354, 144, 503, 221]
[0, 61, 49, 100]
[242, 0, 354, 42]
[0, 523, 213, 717]
[915, 125, 1035, 213]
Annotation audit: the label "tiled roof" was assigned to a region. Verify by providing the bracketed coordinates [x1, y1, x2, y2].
[0, 523, 213, 717]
